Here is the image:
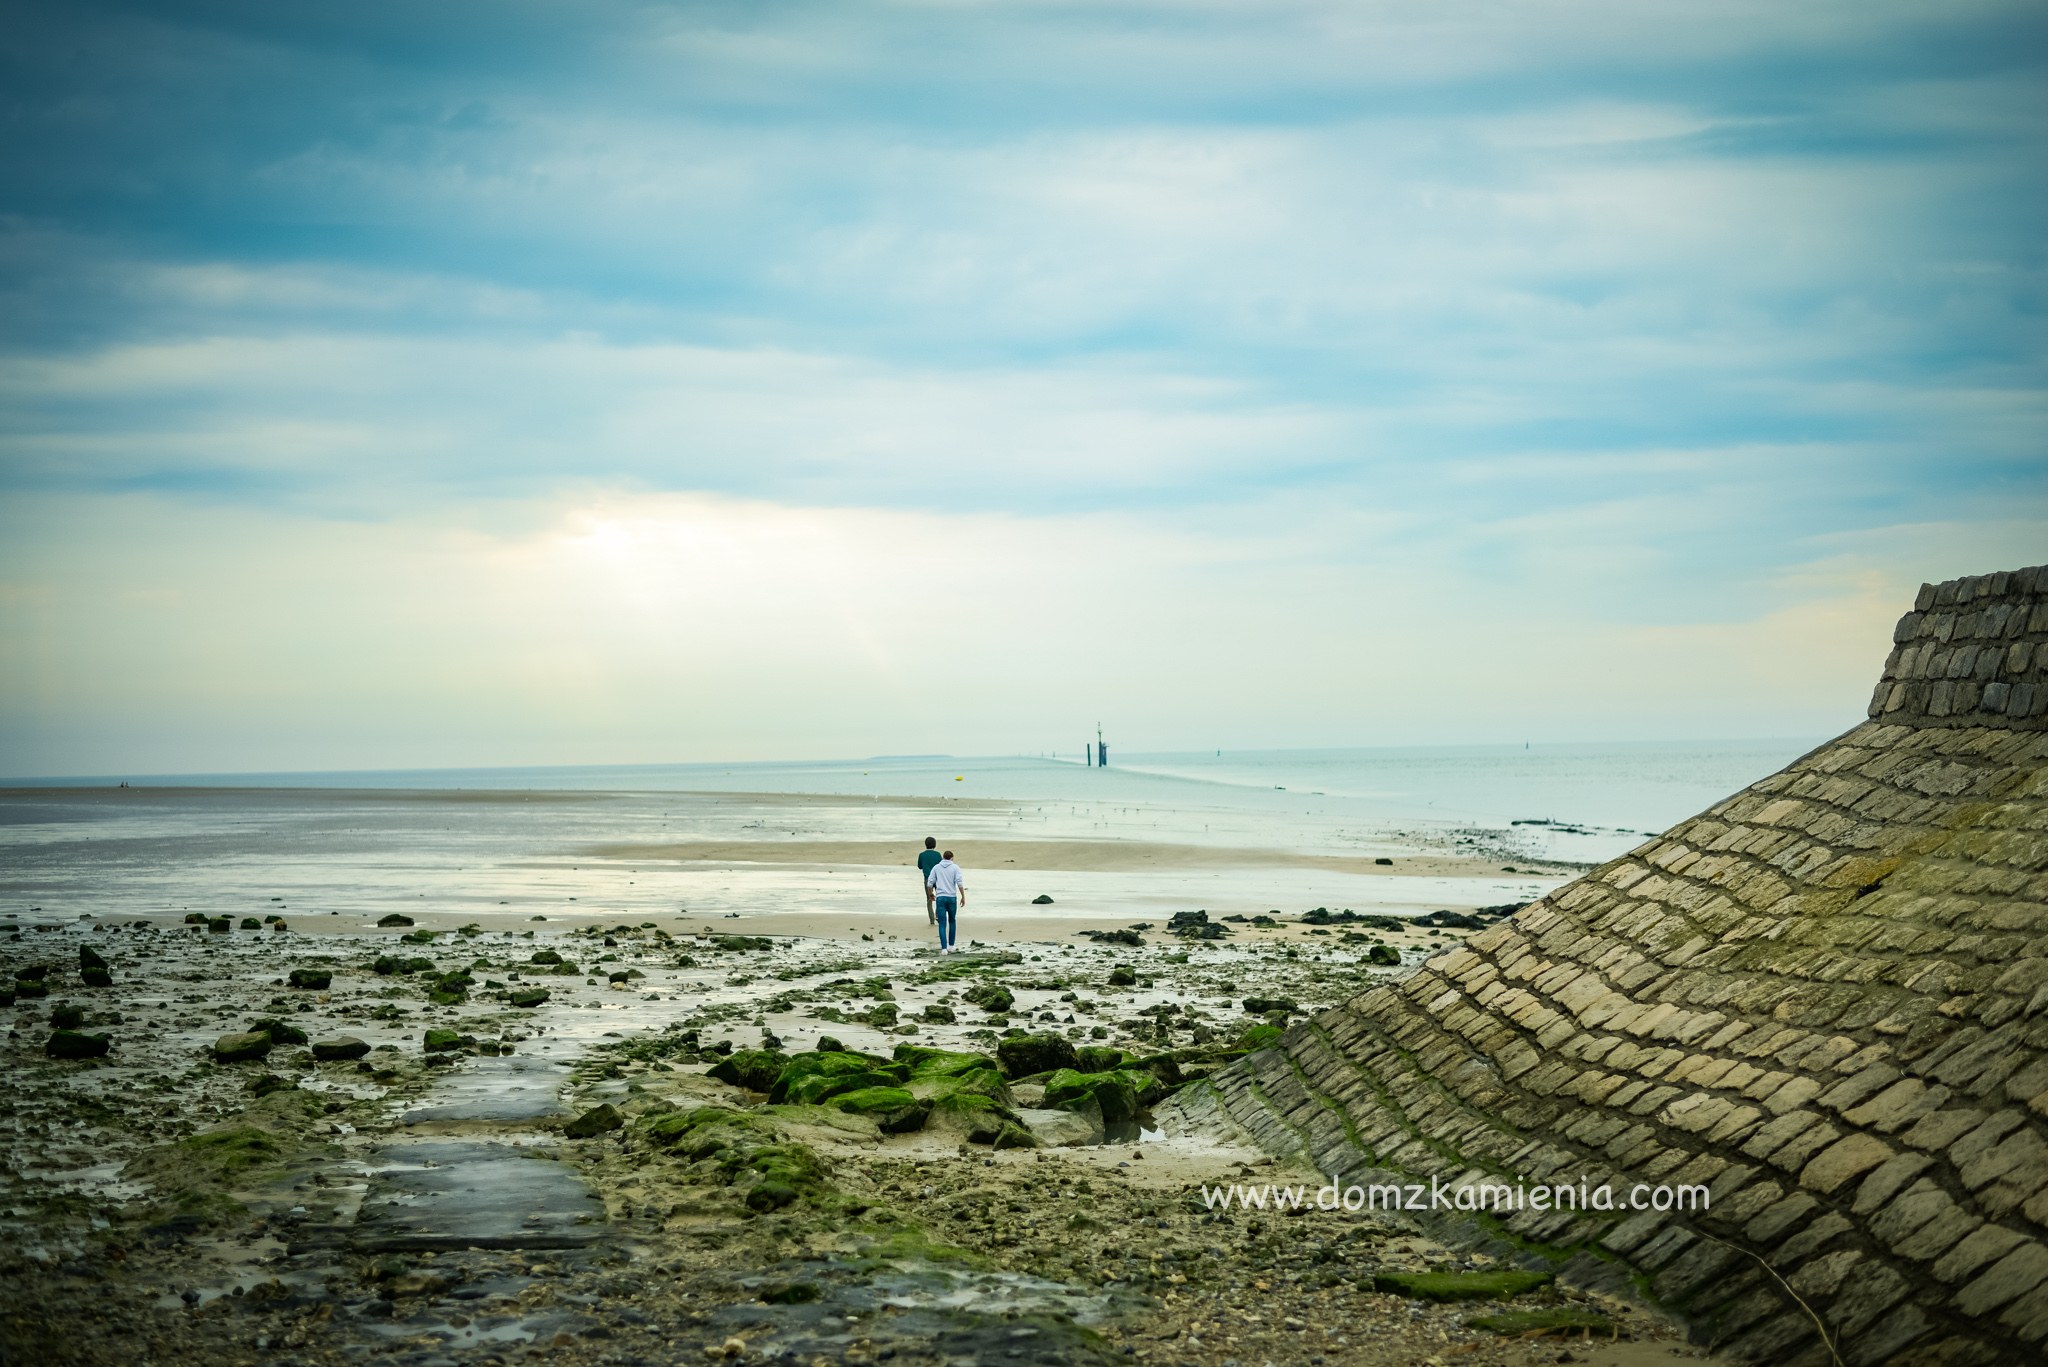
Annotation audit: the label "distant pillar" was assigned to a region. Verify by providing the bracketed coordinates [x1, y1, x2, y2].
[1099, 742, 1109, 767]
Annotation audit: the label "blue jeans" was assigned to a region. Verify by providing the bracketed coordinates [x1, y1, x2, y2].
[934, 895, 958, 950]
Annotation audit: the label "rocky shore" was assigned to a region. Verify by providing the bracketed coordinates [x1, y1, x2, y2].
[1, 906, 1711, 1366]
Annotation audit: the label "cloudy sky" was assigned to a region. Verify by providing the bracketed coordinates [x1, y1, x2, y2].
[2, 0, 2044, 777]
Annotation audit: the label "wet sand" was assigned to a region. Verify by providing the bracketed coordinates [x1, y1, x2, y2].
[588, 835, 1524, 878]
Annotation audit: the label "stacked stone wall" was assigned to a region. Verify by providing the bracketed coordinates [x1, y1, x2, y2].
[1168, 565, 2048, 1367]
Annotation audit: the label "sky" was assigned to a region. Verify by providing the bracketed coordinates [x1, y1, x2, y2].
[1, 0, 2045, 777]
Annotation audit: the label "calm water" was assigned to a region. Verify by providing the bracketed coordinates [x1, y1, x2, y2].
[0, 739, 1824, 929]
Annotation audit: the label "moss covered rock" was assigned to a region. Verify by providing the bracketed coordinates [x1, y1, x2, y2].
[508, 987, 550, 1007]
[288, 968, 332, 989]
[423, 1028, 471, 1053]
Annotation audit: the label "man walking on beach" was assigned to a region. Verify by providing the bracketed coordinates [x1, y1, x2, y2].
[926, 849, 965, 953]
[917, 836, 942, 925]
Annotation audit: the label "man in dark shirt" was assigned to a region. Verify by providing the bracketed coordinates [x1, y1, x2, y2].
[917, 837, 942, 925]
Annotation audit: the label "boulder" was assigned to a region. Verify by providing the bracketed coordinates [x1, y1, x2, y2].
[996, 1033, 1077, 1080]
[1031, 894, 1055, 905]
[213, 1031, 273, 1063]
[1368, 945, 1401, 966]
[80, 967, 112, 988]
[1075, 1045, 1130, 1073]
[288, 968, 332, 990]
[1107, 965, 1137, 987]
[311, 1036, 371, 1062]
[51, 1003, 85, 1030]
[564, 1103, 624, 1139]
[919, 1003, 957, 1024]
[78, 946, 108, 972]
[239, 917, 262, 930]
[13, 977, 48, 999]
[508, 987, 550, 1008]
[377, 913, 415, 927]
[46, 1030, 111, 1060]
[423, 1028, 471, 1054]
[1018, 1105, 1103, 1146]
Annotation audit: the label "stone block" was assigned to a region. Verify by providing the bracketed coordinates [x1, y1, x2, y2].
[1955, 1241, 2048, 1318]
[1800, 1133, 1896, 1196]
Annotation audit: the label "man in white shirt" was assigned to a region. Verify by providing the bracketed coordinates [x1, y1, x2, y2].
[925, 850, 965, 954]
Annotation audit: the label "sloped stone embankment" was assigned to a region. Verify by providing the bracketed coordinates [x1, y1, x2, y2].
[1166, 564, 2048, 1366]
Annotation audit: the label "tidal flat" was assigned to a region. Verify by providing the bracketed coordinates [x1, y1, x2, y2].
[0, 906, 1721, 1367]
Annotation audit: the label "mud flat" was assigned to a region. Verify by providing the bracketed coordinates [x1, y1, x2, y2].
[0, 903, 1717, 1365]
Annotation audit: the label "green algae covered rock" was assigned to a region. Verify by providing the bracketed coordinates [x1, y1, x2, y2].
[1468, 1306, 1614, 1337]
[1075, 1045, 1133, 1073]
[1368, 944, 1401, 966]
[829, 1086, 931, 1132]
[707, 1047, 788, 1093]
[508, 987, 550, 1007]
[1238, 1023, 1284, 1050]
[961, 982, 1014, 1013]
[996, 1033, 1077, 1080]
[1042, 1068, 1143, 1125]
[287, 968, 332, 989]
[765, 1050, 904, 1104]
[423, 1028, 471, 1054]
[1371, 1270, 1554, 1302]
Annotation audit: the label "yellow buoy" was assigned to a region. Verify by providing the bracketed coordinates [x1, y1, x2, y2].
[955, 776, 964, 781]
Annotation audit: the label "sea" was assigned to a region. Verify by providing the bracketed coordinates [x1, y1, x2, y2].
[0, 739, 1823, 933]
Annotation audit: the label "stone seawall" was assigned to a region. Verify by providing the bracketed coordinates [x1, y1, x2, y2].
[1165, 564, 2048, 1367]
